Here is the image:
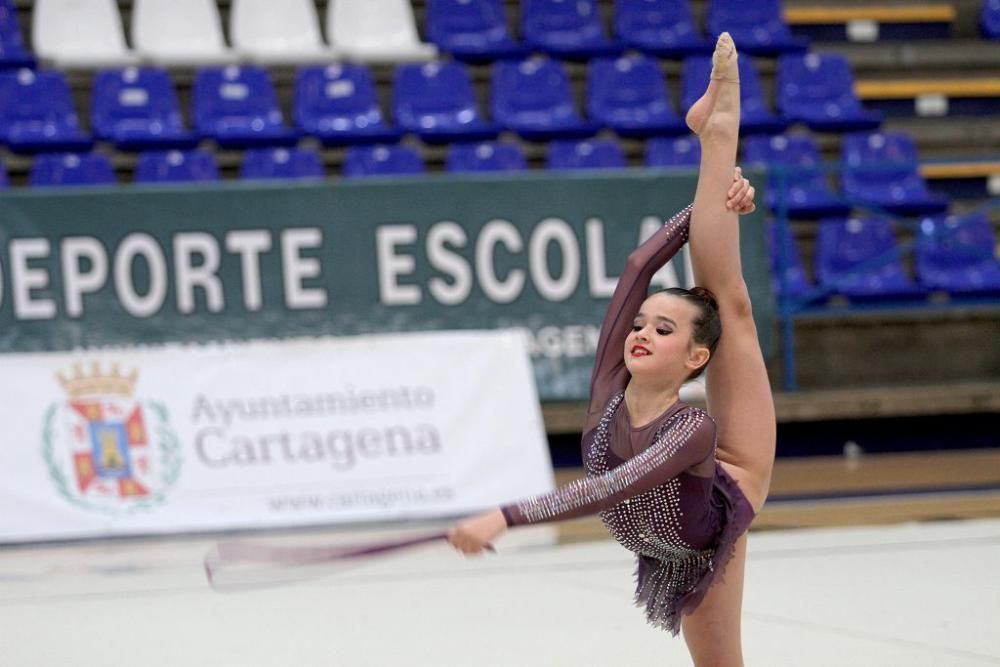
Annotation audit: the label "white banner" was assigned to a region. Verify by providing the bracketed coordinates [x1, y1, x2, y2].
[0, 331, 555, 543]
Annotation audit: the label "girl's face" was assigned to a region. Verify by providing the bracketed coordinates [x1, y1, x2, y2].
[623, 293, 710, 383]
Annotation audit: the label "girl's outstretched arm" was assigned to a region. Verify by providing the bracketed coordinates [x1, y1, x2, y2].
[448, 408, 716, 554]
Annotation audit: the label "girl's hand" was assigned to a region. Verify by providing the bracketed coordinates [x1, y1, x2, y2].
[447, 509, 507, 556]
[727, 166, 757, 215]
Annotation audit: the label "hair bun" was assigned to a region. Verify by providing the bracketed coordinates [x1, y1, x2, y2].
[688, 286, 719, 310]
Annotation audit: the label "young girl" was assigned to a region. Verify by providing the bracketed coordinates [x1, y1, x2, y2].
[449, 33, 773, 666]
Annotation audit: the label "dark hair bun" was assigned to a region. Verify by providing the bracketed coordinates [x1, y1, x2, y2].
[687, 286, 719, 311]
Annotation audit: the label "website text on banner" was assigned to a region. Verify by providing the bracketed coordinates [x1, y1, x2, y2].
[0, 173, 773, 400]
[0, 330, 553, 543]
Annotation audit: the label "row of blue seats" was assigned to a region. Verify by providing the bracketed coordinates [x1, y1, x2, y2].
[745, 132, 949, 218]
[429, 0, 809, 60]
[0, 53, 878, 153]
[6, 0, 1000, 72]
[431, 0, 998, 55]
[0, 0, 809, 70]
[0, 132, 951, 218]
[770, 213, 1000, 301]
[0, 141, 683, 186]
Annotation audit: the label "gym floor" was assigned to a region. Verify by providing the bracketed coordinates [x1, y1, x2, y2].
[2, 450, 999, 666]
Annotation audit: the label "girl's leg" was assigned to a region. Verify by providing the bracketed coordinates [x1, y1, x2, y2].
[681, 33, 775, 665]
[686, 33, 777, 513]
[681, 534, 747, 667]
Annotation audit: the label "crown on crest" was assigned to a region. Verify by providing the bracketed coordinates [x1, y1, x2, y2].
[57, 362, 138, 399]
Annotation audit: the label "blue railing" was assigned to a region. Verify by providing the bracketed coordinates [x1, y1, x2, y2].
[768, 162, 1000, 391]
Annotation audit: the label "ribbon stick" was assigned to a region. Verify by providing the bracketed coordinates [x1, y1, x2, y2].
[204, 532, 458, 591]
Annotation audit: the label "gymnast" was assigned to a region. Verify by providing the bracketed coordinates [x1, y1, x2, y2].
[448, 33, 775, 666]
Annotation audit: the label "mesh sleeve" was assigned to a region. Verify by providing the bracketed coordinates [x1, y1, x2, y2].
[583, 205, 693, 435]
[503, 407, 714, 527]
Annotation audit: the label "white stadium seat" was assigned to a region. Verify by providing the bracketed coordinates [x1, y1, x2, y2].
[328, 0, 437, 63]
[132, 0, 240, 66]
[32, 0, 139, 68]
[230, 0, 337, 64]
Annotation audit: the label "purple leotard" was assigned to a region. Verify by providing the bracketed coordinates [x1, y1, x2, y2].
[500, 206, 756, 635]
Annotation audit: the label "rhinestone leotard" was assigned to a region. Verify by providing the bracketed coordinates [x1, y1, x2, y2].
[500, 206, 755, 635]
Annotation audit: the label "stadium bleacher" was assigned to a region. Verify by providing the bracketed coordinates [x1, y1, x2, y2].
[342, 142, 426, 178]
[90, 66, 198, 150]
[546, 136, 627, 170]
[0, 67, 92, 152]
[134, 148, 220, 183]
[490, 57, 602, 140]
[32, 0, 139, 68]
[816, 214, 928, 301]
[293, 63, 403, 146]
[743, 134, 850, 219]
[706, 0, 810, 54]
[392, 60, 499, 143]
[426, 0, 528, 62]
[239, 145, 326, 181]
[229, 0, 334, 64]
[131, 0, 239, 66]
[445, 139, 528, 172]
[916, 211, 1000, 295]
[192, 65, 300, 147]
[0, 0, 998, 368]
[520, 0, 623, 60]
[28, 151, 115, 186]
[646, 135, 702, 167]
[613, 0, 712, 57]
[587, 53, 688, 137]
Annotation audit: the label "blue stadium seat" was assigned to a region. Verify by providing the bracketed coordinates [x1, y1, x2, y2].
[982, 0, 1000, 38]
[841, 132, 950, 216]
[342, 144, 425, 179]
[426, 0, 528, 62]
[645, 136, 700, 167]
[767, 221, 812, 299]
[492, 58, 602, 140]
[742, 134, 849, 219]
[916, 212, 1000, 296]
[294, 64, 401, 147]
[613, 0, 711, 57]
[587, 54, 687, 137]
[29, 152, 115, 187]
[193, 66, 299, 148]
[446, 141, 527, 173]
[521, 0, 622, 60]
[0, 0, 35, 68]
[547, 138, 626, 170]
[816, 215, 926, 300]
[392, 61, 498, 144]
[682, 55, 788, 135]
[91, 67, 198, 151]
[706, 0, 808, 55]
[240, 147, 325, 180]
[777, 53, 882, 132]
[134, 149, 220, 183]
[0, 69, 92, 153]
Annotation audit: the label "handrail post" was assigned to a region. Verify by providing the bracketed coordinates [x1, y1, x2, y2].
[774, 165, 798, 391]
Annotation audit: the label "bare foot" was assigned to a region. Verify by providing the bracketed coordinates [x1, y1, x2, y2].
[685, 32, 740, 136]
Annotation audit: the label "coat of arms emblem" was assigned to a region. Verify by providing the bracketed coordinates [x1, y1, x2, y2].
[43, 363, 181, 515]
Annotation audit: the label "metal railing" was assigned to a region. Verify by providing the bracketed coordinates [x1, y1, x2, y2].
[768, 162, 1000, 391]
